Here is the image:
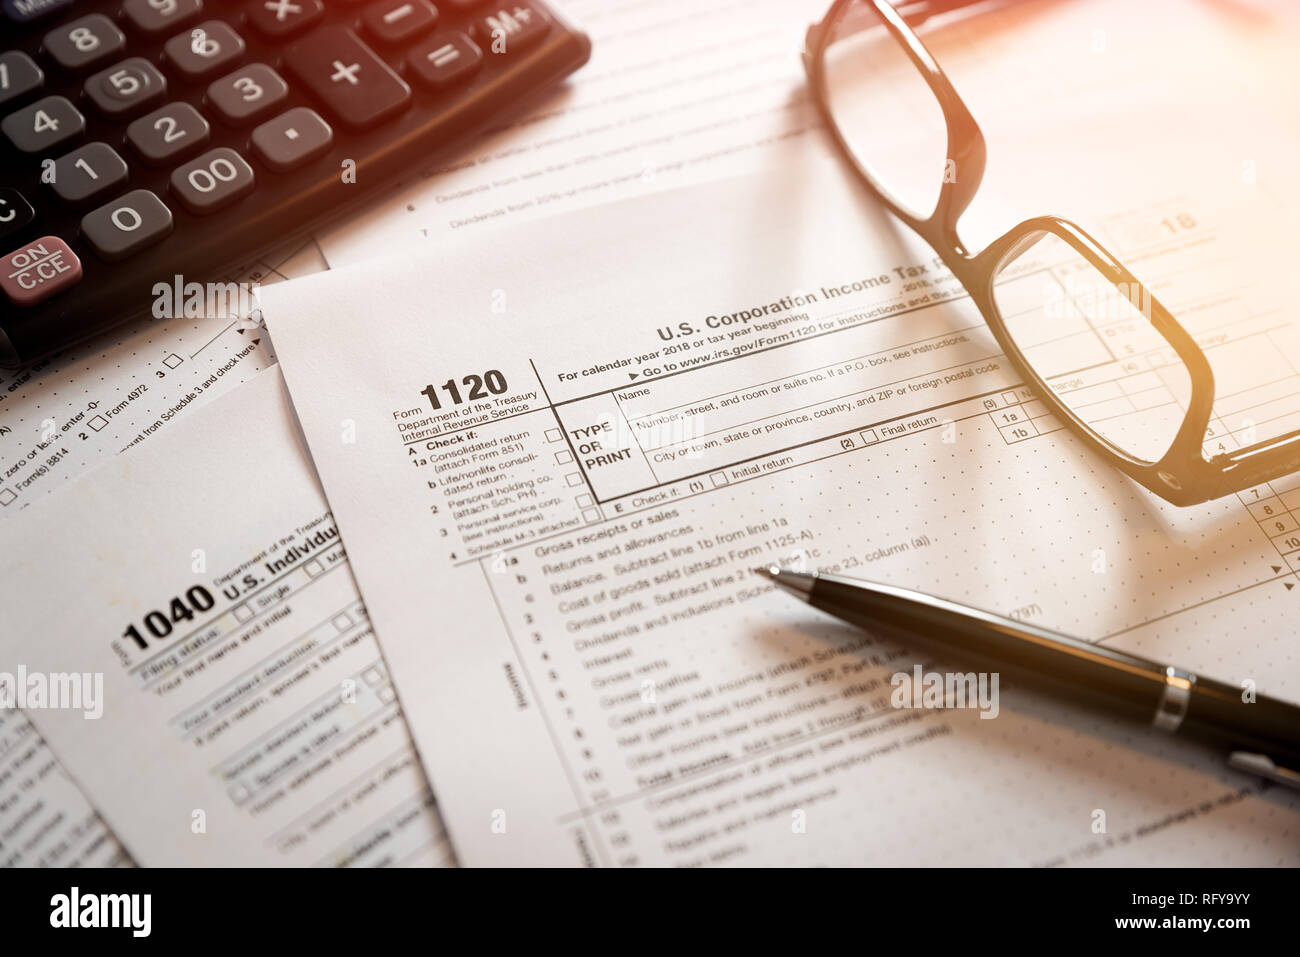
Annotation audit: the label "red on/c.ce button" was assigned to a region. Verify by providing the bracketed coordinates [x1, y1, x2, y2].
[1, 235, 82, 307]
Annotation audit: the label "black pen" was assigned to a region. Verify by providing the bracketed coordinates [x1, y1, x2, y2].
[756, 566, 1300, 789]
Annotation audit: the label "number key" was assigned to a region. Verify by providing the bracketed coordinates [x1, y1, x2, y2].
[121, 0, 204, 36]
[80, 189, 173, 261]
[50, 142, 128, 204]
[170, 147, 255, 214]
[164, 20, 245, 81]
[207, 63, 287, 126]
[2, 94, 83, 153]
[84, 57, 168, 116]
[127, 101, 209, 165]
[44, 14, 126, 71]
[0, 51, 44, 108]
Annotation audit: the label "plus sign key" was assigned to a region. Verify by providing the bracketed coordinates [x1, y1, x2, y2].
[284, 26, 410, 132]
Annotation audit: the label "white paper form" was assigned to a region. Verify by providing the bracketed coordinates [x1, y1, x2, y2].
[317, 0, 1300, 270]
[0, 240, 328, 869]
[317, 0, 830, 266]
[0, 368, 452, 867]
[263, 162, 1300, 866]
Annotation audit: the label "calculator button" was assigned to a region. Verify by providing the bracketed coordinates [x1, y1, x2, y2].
[473, 4, 549, 56]
[250, 105, 331, 171]
[170, 147, 255, 213]
[122, 0, 204, 36]
[2, 0, 72, 23]
[127, 101, 210, 165]
[207, 63, 288, 126]
[407, 31, 481, 90]
[0, 51, 43, 108]
[84, 58, 168, 116]
[164, 20, 245, 81]
[0, 188, 35, 242]
[50, 142, 129, 204]
[284, 26, 410, 131]
[0, 235, 80, 306]
[80, 189, 173, 261]
[44, 15, 127, 72]
[2, 94, 83, 153]
[246, 0, 324, 40]
[362, 0, 438, 46]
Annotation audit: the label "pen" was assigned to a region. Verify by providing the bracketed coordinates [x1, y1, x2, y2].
[755, 566, 1300, 790]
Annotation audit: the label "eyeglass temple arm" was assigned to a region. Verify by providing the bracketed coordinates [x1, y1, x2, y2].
[1209, 428, 1300, 496]
[894, 0, 996, 27]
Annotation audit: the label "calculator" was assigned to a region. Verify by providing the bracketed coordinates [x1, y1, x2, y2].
[0, 0, 590, 368]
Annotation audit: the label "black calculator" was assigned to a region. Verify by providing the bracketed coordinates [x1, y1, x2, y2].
[0, 0, 590, 367]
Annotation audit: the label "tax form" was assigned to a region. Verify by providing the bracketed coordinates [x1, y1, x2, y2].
[261, 164, 1300, 865]
[0, 368, 451, 867]
[0, 239, 325, 869]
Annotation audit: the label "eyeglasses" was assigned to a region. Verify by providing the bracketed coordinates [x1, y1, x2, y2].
[803, 0, 1300, 506]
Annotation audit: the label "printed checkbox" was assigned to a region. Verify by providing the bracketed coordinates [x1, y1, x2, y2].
[163, 353, 183, 369]
[363, 666, 383, 686]
[332, 613, 352, 631]
[554, 450, 574, 465]
[582, 507, 601, 523]
[545, 428, 562, 442]
[88, 415, 108, 432]
[575, 494, 594, 507]
[565, 472, 583, 487]
[859, 429, 879, 445]
[1000, 391, 1020, 407]
[709, 471, 729, 487]
[304, 559, 324, 577]
[228, 783, 251, 805]
[233, 603, 253, 622]
[0, 488, 15, 507]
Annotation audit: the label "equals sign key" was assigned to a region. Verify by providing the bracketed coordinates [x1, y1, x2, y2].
[407, 31, 484, 89]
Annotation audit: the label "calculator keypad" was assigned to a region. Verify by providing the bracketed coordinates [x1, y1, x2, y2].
[206, 63, 288, 126]
[362, 0, 439, 46]
[169, 146, 255, 213]
[80, 188, 173, 260]
[0, 0, 590, 363]
[163, 20, 245, 80]
[0, 235, 80, 306]
[250, 105, 332, 171]
[2, 94, 83, 153]
[84, 57, 168, 116]
[0, 188, 35, 242]
[50, 142, 129, 204]
[246, 0, 325, 40]
[120, 0, 204, 36]
[407, 30, 481, 89]
[43, 14, 127, 72]
[0, 52, 44, 108]
[126, 101, 210, 165]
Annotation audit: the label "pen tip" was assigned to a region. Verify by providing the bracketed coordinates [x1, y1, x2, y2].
[753, 565, 781, 580]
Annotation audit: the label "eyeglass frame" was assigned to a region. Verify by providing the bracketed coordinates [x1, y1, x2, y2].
[803, 0, 1300, 507]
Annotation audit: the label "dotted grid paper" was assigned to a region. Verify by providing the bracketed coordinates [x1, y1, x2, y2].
[0, 238, 326, 868]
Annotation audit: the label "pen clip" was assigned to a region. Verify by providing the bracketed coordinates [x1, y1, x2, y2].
[1227, 750, 1300, 790]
